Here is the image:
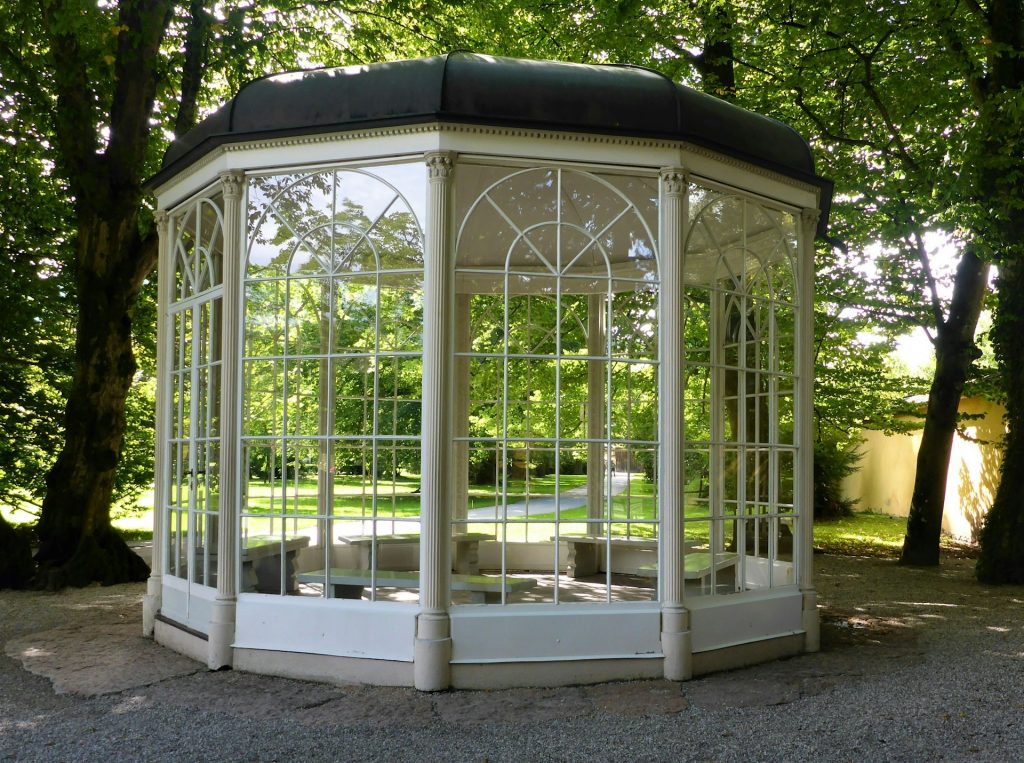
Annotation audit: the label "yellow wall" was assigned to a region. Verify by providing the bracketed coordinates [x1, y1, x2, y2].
[841, 397, 1004, 542]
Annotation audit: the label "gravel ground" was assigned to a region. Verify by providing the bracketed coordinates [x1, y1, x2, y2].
[2, 554, 1023, 762]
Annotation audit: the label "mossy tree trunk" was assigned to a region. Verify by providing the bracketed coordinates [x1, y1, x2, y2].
[978, 259, 1024, 582]
[33, 0, 174, 588]
[34, 206, 156, 588]
[971, 0, 1024, 583]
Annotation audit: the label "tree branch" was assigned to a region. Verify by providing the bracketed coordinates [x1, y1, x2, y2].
[105, 0, 175, 198]
[39, 0, 102, 196]
[911, 229, 946, 329]
[928, 0, 987, 105]
[128, 226, 160, 294]
[174, 0, 212, 136]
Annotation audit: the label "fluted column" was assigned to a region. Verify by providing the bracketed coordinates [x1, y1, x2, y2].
[144, 210, 172, 638]
[208, 171, 245, 668]
[415, 151, 456, 691]
[658, 167, 692, 680]
[797, 207, 820, 652]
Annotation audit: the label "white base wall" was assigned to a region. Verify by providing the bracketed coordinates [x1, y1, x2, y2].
[234, 593, 417, 662]
[450, 602, 662, 663]
[452, 656, 663, 688]
[160, 577, 216, 635]
[689, 588, 803, 653]
[154, 617, 209, 665]
[153, 586, 814, 689]
[234, 648, 415, 687]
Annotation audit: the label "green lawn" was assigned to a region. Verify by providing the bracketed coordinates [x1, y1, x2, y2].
[812, 512, 905, 556]
[5, 488, 973, 560]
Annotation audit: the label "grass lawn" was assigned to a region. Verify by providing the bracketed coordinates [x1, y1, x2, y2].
[5, 487, 975, 560]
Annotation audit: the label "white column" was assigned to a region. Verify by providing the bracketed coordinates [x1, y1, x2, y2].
[658, 167, 692, 680]
[208, 171, 245, 669]
[415, 151, 456, 691]
[586, 293, 606, 523]
[143, 210, 172, 638]
[797, 207, 820, 652]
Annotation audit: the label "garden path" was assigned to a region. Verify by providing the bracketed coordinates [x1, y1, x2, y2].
[466, 471, 632, 520]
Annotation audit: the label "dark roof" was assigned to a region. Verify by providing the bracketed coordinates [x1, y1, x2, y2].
[149, 53, 831, 232]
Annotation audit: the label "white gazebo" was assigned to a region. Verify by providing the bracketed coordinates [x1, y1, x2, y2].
[143, 53, 832, 690]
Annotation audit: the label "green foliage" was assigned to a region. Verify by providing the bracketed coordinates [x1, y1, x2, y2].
[0, 75, 76, 512]
[1, 0, 1016, 581]
[813, 433, 862, 520]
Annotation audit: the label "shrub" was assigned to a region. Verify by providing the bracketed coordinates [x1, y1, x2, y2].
[814, 434, 862, 520]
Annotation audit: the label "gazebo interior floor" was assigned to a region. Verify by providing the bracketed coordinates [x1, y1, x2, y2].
[292, 573, 732, 604]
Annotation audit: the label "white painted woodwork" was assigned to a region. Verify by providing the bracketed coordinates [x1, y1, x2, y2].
[450, 603, 662, 663]
[234, 595, 416, 661]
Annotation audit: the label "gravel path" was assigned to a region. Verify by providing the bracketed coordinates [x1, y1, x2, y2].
[2, 554, 1023, 762]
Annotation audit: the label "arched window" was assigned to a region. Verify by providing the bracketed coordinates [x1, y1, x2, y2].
[683, 189, 800, 595]
[165, 193, 225, 591]
[454, 165, 659, 604]
[243, 164, 425, 599]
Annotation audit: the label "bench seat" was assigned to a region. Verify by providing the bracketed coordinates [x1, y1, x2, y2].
[337, 532, 494, 574]
[297, 567, 537, 603]
[637, 551, 740, 592]
[552, 534, 658, 577]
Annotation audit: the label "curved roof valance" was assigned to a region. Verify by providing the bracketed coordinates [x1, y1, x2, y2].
[150, 52, 830, 231]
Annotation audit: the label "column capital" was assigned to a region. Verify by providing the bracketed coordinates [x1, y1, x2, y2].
[425, 151, 456, 180]
[219, 170, 245, 199]
[800, 207, 821, 233]
[155, 210, 170, 234]
[659, 167, 689, 196]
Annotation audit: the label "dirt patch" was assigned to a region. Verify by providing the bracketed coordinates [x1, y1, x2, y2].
[3, 552, 1021, 712]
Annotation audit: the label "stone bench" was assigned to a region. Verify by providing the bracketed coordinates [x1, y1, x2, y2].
[637, 551, 740, 593]
[240, 535, 311, 593]
[297, 567, 537, 603]
[552, 535, 659, 578]
[337, 532, 495, 575]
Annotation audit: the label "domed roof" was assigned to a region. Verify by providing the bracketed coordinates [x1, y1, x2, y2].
[150, 52, 830, 219]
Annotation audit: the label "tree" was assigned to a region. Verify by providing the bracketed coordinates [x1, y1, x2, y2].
[959, 0, 1024, 583]
[25, 0, 180, 587]
[711, 0, 993, 566]
[0, 0, 475, 588]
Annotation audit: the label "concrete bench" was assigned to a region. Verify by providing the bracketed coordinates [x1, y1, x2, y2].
[202, 535, 311, 593]
[637, 551, 740, 593]
[337, 532, 494, 575]
[297, 567, 537, 603]
[552, 535, 658, 578]
[242, 536, 311, 593]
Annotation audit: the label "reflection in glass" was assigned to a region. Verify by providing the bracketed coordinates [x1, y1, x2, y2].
[683, 187, 800, 596]
[243, 163, 425, 601]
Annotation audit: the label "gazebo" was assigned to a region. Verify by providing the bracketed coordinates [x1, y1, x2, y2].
[143, 52, 832, 690]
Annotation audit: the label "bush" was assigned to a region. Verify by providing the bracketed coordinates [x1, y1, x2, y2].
[814, 434, 862, 520]
[0, 515, 34, 589]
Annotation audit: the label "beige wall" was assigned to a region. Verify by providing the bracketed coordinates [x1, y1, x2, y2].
[841, 397, 1004, 542]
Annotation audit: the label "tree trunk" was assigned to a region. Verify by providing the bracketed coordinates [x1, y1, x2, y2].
[34, 208, 152, 589]
[971, 0, 1024, 581]
[900, 248, 988, 565]
[977, 244, 1024, 583]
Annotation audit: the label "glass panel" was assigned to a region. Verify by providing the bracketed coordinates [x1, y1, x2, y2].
[453, 165, 659, 606]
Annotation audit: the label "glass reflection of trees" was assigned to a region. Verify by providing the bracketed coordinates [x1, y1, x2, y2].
[683, 189, 799, 596]
[166, 194, 224, 589]
[455, 166, 659, 604]
[242, 167, 425, 564]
